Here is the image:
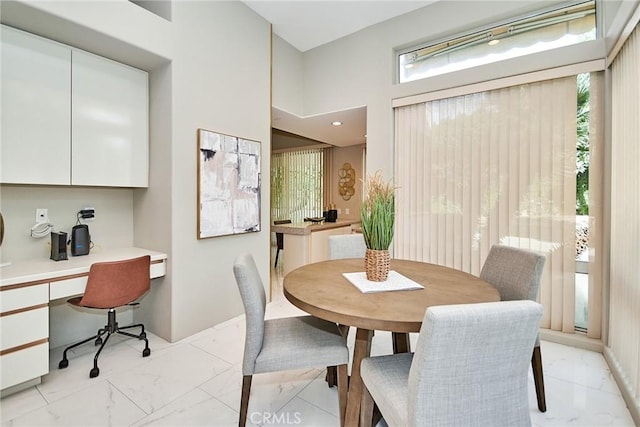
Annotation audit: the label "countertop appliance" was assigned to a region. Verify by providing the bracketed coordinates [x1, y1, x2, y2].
[50, 231, 68, 261]
[71, 224, 90, 256]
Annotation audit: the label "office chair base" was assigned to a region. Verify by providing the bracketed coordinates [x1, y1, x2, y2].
[58, 308, 150, 378]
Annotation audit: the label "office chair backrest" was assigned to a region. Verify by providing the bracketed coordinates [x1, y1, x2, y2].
[327, 233, 367, 260]
[233, 252, 267, 375]
[79, 255, 151, 309]
[409, 300, 543, 425]
[480, 245, 546, 302]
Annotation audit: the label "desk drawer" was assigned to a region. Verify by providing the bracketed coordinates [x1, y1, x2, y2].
[0, 307, 49, 351]
[0, 342, 49, 390]
[150, 260, 166, 278]
[0, 283, 48, 313]
[50, 276, 87, 300]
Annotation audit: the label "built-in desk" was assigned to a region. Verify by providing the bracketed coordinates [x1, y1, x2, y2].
[273, 219, 360, 276]
[0, 247, 167, 393]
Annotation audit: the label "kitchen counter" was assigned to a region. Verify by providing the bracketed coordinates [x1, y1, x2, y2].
[272, 219, 360, 236]
[273, 219, 360, 276]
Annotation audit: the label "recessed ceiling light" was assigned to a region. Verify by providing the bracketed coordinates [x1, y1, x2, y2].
[331, 121, 343, 126]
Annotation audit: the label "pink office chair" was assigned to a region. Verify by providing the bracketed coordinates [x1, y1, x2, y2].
[58, 255, 151, 378]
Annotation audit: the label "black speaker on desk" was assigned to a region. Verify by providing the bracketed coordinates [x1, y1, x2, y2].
[71, 224, 90, 256]
[50, 231, 68, 261]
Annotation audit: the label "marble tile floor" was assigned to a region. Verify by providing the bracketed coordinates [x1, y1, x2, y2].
[1, 293, 635, 427]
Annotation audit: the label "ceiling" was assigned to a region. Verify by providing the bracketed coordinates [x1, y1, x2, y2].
[243, 1, 435, 53]
[272, 106, 367, 149]
[242, 1, 435, 148]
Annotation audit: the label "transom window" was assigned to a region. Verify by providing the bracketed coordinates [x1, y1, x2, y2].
[398, 1, 596, 83]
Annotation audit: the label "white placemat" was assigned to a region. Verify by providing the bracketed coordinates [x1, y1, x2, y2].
[342, 270, 424, 293]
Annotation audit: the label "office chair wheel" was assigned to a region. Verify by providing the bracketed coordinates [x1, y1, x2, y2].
[58, 359, 68, 369]
[89, 367, 100, 378]
[95, 337, 103, 346]
[142, 348, 150, 357]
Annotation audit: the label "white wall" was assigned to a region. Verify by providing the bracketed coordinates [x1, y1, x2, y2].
[0, 186, 134, 263]
[330, 145, 365, 221]
[134, 62, 173, 339]
[168, 1, 271, 340]
[272, 34, 304, 115]
[0, 0, 272, 343]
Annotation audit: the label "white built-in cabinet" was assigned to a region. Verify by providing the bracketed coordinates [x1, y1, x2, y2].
[0, 25, 72, 185]
[0, 283, 50, 391]
[72, 50, 148, 187]
[0, 25, 149, 187]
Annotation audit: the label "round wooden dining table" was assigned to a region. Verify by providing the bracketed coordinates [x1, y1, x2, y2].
[283, 258, 500, 427]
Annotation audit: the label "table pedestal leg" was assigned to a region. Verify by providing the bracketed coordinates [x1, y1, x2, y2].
[326, 324, 351, 387]
[392, 332, 411, 354]
[345, 328, 373, 426]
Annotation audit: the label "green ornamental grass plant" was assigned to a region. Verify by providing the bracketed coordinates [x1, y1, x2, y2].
[360, 171, 396, 251]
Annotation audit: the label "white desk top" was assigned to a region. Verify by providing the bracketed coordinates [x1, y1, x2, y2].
[0, 247, 167, 288]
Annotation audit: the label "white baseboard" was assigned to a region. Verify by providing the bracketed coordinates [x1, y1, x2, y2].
[539, 328, 604, 353]
[603, 347, 640, 427]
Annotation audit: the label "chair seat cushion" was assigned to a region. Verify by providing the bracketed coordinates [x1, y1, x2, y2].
[253, 316, 348, 374]
[361, 352, 413, 427]
[67, 296, 83, 307]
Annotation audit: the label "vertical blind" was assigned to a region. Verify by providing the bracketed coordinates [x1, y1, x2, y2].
[271, 149, 324, 223]
[587, 72, 604, 339]
[609, 23, 640, 407]
[394, 76, 579, 332]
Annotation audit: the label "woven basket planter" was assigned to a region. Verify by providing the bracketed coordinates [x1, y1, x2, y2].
[364, 249, 390, 282]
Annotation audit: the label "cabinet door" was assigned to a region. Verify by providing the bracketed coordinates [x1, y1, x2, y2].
[0, 25, 71, 185]
[71, 50, 148, 187]
[1, 342, 49, 390]
[0, 283, 49, 391]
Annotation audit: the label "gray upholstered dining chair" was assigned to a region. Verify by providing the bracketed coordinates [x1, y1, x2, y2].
[233, 252, 349, 427]
[480, 244, 547, 412]
[327, 233, 367, 259]
[359, 300, 543, 427]
[326, 233, 366, 385]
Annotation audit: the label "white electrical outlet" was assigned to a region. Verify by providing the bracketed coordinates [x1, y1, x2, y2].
[345, 208, 350, 215]
[35, 208, 49, 223]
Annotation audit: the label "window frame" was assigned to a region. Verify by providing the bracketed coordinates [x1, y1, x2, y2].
[396, 0, 596, 84]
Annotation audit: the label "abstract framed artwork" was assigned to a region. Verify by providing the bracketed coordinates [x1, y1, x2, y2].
[197, 128, 261, 239]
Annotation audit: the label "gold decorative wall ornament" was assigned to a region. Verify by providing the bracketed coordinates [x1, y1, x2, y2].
[338, 162, 356, 201]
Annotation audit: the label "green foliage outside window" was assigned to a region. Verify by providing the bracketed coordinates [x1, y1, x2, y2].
[576, 73, 590, 215]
